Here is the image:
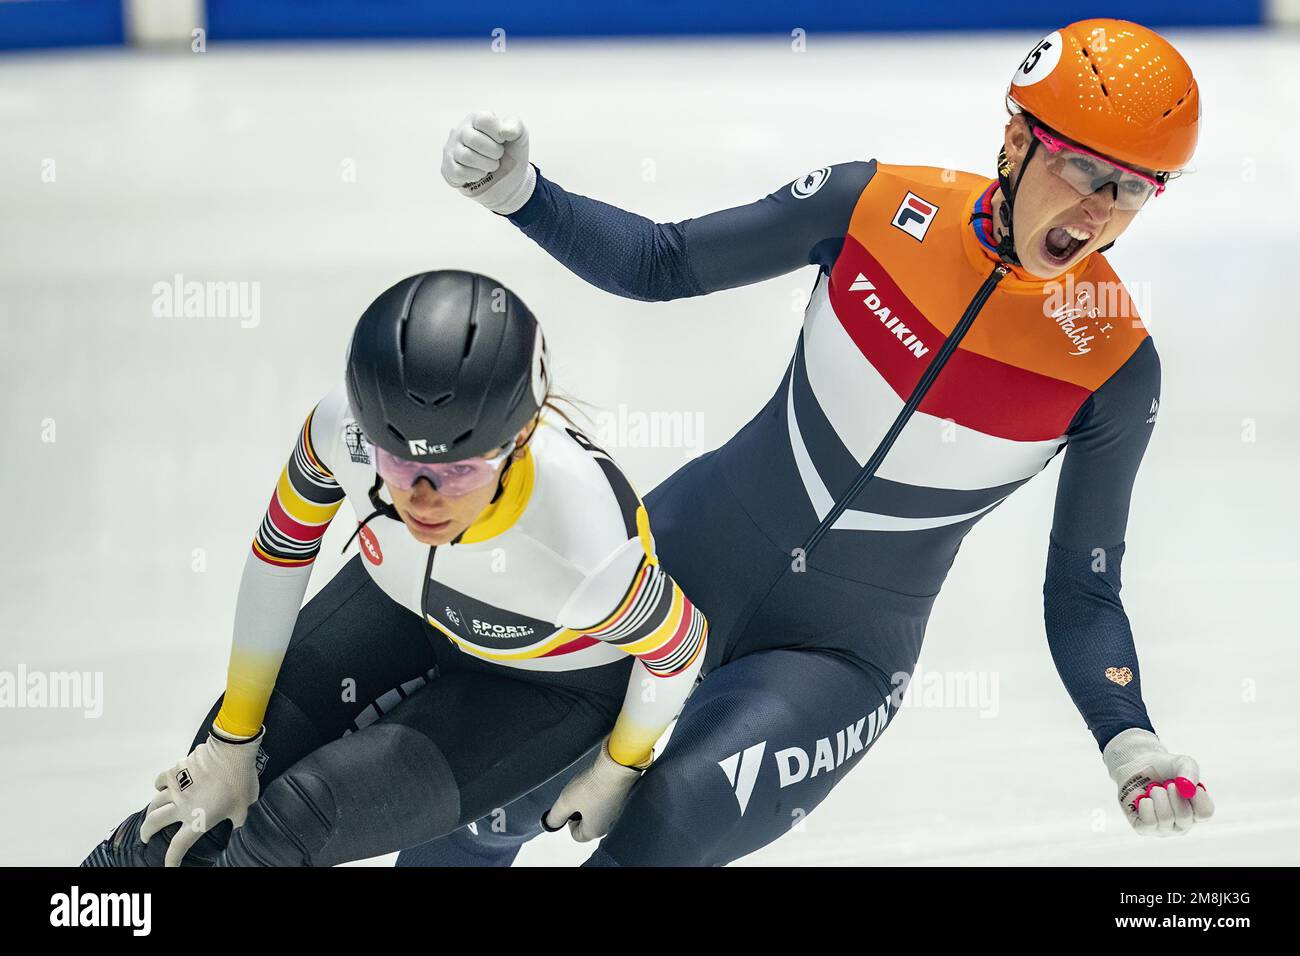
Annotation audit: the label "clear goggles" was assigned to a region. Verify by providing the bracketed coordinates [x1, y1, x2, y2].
[1033, 126, 1166, 211]
[374, 441, 515, 497]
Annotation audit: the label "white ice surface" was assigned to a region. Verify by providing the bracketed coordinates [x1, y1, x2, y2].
[0, 28, 1296, 866]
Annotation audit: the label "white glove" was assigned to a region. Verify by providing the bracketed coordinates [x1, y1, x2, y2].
[542, 738, 647, 842]
[140, 726, 263, 866]
[441, 111, 537, 214]
[1102, 727, 1215, 837]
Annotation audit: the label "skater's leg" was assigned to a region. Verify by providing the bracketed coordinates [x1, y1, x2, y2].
[395, 745, 591, 867]
[84, 556, 437, 866]
[218, 664, 625, 866]
[585, 648, 903, 866]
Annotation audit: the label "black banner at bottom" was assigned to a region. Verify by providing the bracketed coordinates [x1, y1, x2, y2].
[0, 866, 1284, 942]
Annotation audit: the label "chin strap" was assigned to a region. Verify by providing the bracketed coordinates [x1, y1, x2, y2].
[970, 136, 1039, 268]
[341, 474, 401, 555]
[994, 148, 1023, 265]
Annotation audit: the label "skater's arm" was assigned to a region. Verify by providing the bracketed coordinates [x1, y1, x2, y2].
[562, 533, 707, 767]
[603, 565, 706, 767]
[214, 399, 346, 738]
[505, 162, 874, 301]
[540, 536, 706, 841]
[1044, 337, 1161, 751]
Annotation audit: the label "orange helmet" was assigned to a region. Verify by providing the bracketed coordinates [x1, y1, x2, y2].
[1008, 19, 1199, 173]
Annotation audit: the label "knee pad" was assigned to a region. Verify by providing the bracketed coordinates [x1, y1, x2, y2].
[220, 769, 338, 867]
[218, 724, 461, 867]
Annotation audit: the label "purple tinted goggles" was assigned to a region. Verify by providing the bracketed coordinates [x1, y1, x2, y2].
[374, 442, 514, 497]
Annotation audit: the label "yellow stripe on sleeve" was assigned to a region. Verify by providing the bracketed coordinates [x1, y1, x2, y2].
[275, 467, 344, 526]
[618, 584, 685, 657]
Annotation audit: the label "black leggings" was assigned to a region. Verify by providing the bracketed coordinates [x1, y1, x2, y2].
[87, 555, 630, 866]
[399, 450, 930, 866]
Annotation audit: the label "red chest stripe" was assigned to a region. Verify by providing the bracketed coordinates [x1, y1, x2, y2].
[829, 239, 1090, 442]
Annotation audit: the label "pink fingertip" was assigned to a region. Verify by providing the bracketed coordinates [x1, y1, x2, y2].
[1174, 777, 1197, 799]
[1133, 779, 1173, 810]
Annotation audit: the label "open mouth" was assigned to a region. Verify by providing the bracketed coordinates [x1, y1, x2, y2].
[1040, 224, 1094, 267]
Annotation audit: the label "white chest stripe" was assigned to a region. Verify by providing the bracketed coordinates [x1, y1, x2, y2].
[785, 370, 1007, 532]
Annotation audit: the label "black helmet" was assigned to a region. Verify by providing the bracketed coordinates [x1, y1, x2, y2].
[345, 270, 549, 463]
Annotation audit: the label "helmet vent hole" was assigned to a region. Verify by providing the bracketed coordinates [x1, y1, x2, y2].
[463, 322, 477, 358]
[386, 424, 407, 443]
[406, 390, 427, 407]
[431, 392, 455, 407]
[454, 428, 473, 447]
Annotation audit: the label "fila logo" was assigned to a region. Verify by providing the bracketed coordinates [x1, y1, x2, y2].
[718, 696, 893, 816]
[892, 191, 939, 242]
[847, 272, 929, 358]
[1146, 398, 1159, 424]
[408, 439, 448, 456]
[175, 769, 193, 791]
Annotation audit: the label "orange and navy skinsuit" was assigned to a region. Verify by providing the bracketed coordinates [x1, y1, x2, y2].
[507, 160, 1161, 754]
[401, 160, 1166, 866]
[401, 160, 1166, 867]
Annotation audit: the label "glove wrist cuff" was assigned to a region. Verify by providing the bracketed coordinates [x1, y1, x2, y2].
[486, 162, 536, 215]
[1103, 727, 1164, 777]
[211, 723, 265, 746]
[601, 739, 650, 776]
